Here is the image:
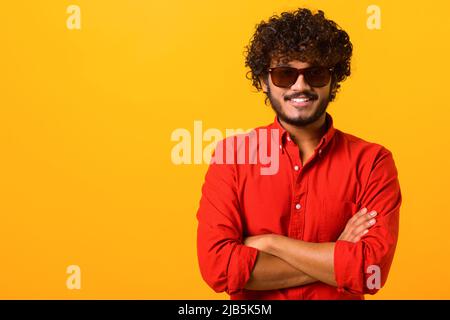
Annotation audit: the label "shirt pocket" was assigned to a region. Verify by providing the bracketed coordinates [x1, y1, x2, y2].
[318, 197, 359, 242]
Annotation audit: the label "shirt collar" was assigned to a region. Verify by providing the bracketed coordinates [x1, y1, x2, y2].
[271, 112, 336, 151]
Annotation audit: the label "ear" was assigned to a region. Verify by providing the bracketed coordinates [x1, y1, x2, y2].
[259, 75, 268, 93]
[329, 76, 337, 100]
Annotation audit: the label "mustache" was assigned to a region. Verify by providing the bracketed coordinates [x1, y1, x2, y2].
[284, 92, 318, 101]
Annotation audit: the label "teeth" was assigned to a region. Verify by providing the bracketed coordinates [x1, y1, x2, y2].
[292, 97, 309, 102]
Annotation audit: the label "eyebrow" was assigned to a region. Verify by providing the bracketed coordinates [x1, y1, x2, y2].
[275, 63, 291, 67]
[273, 63, 312, 68]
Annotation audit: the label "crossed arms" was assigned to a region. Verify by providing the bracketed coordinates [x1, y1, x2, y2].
[243, 207, 377, 290]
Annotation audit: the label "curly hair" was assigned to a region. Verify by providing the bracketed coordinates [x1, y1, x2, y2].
[244, 8, 353, 102]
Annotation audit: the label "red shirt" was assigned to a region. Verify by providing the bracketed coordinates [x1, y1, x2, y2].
[196, 112, 402, 300]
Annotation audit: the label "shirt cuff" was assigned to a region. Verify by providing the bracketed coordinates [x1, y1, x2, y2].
[227, 244, 259, 295]
[334, 239, 365, 295]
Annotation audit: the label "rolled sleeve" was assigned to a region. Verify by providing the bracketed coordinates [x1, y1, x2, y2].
[196, 138, 259, 295]
[334, 147, 402, 295]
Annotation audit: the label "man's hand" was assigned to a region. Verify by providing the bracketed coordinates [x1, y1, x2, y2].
[338, 207, 377, 243]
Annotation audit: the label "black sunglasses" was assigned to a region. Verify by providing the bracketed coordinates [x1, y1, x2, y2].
[268, 66, 334, 88]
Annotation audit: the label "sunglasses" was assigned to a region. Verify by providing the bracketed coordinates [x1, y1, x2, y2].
[268, 66, 334, 88]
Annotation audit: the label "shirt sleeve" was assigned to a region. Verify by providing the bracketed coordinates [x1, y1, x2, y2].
[196, 138, 259, 295]
[334, 146, 402, 295]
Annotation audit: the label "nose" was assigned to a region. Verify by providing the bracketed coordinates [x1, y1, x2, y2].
[291, 73, 312, 91]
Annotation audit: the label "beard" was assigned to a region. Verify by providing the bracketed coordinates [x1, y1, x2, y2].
[266, 85, 330, 127]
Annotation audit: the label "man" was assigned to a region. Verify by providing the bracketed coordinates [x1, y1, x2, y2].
[196, 8, 401, 299]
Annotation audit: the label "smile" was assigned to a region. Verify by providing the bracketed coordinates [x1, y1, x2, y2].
[288, 97, 314, 108]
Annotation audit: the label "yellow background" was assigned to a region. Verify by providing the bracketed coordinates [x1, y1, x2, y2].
[1, 0, 449, 299]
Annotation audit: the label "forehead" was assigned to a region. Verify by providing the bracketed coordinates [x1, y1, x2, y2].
[271, 58, 312, 68]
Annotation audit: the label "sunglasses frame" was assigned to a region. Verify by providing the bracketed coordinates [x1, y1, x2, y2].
[268, 66, 334, 88]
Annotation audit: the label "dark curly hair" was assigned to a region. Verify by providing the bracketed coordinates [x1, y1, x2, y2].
[244, 8, 353, 102]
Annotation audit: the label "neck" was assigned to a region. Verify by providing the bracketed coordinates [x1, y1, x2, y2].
[279, 113, 328, 148]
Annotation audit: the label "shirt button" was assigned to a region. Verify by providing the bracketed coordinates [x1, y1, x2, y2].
[287, 136, 291, 142]
[279, 144, 282, 149]
[295, 203, 301, 210]
[294, 165, 299, 171]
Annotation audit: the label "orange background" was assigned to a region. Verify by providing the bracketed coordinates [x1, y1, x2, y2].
[1, 0, 450, 299]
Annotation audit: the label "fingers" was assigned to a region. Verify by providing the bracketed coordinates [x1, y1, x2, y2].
[341, 207, 378, 243]
[352, 211, 377, 234]
[348, 207, 367, 226]
[352, 208, 377, 229]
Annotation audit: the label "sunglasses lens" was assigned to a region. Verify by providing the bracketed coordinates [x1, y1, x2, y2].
[269, 66, 332, 88]
[270, 67, 299, 88]
[304, 67, 331, 87]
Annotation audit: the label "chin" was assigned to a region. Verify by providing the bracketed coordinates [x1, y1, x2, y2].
[281, 107, 323, 126]
[283, 104, 314, 118]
